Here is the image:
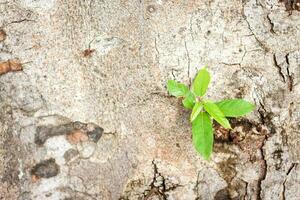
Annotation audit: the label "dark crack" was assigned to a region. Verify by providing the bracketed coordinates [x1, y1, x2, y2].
[279, 0, 300, 12]
[285, 53, 293, 92]
[272, 53, 294, 91]
[257, 101, 276, 134]
[256, 135, 267, 200]
[7, 18, 36, 25]
[244, 181, 248, 200]
[154, 36, 160, 64]
[282, 163, 297, 200]
[219, 47, 246, 68]
[171, 69, 176, 79]
[266, 14, 275, 34]
[214, 188, 230, 200]
[273, 54, 286, 82]
[194, 171, 201, 200]
[214, 115, 269, 199]
[242, 9, 269, 52]
[184, 40, 191, 86]
[143, 160, 181, 200]
[255, 100, 276, 200]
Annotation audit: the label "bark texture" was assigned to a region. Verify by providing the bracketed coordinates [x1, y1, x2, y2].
[0, 0, 299, 199]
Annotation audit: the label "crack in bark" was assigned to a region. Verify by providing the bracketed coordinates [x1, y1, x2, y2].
[285, 53, 293, 92]
[184, 40, 191, 86]
[143, 160, 181, 200]
[220, 62, 241, 67]
[7, 18, 35, 26]
[256, 135, 267, 200]
[154, 36, 160, 64]
[255, 102, 282, 200]
[273, 54, 286, 82]
[244, 181, 249, 200]
[282, 163, 297, 200]
[256, 100, 277, 200]
[194, 171, 201, 200]
[272, 53, 294, 91]
[266, 14, 275, 34]
[242, 10, 269, 53]
[219, 46, 247, 67]
[255, 0, 264, 7]
[171, 69, 176, 79]
[279, 0, 300, 12]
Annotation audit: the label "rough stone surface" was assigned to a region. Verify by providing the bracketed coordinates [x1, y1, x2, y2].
[0, 0, 299, 199]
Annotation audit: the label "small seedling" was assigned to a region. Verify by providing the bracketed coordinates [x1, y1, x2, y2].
[167, 67, 255, 160]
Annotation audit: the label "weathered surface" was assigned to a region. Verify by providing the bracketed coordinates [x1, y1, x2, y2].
[0, 0, 299, 199]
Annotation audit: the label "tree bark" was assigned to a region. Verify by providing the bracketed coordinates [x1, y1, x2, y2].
[0, 0, 299, 199]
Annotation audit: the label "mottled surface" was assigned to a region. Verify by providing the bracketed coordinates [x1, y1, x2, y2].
[0, 0, 299, 199]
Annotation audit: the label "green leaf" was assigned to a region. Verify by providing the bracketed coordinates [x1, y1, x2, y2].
[167, 80, 189, 97]
[192, 67, 210, 97]
[203, 101, 231, 129]
[192, 112, 213, 160]
[215, 99, 255, 117]
[190, 102, 203, 122]
[182, 91, 195, 109]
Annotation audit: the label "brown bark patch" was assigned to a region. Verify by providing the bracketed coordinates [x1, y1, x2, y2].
[279, 0, 300, 12]
[83, 49, 95, 57]
[0, 60, 23, 75]
[66, 130, 89, 144]
[0, 30, 6, 42]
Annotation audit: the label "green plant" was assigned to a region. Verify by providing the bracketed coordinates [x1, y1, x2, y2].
[167, 67, 255, 160]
